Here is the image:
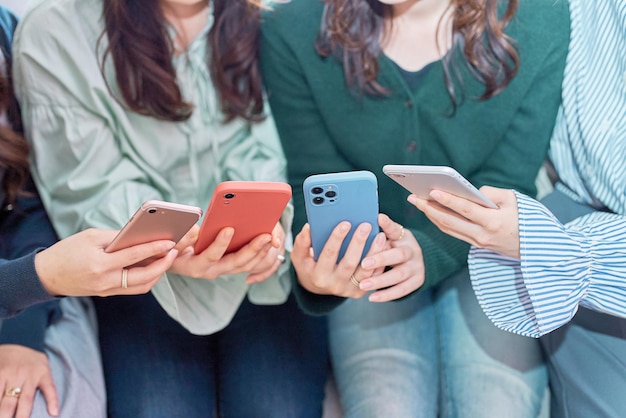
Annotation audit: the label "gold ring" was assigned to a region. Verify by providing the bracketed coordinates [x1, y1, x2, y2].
[121, 268, 128, 289]
[4, 387, 21, 398]
[398, 225, 405, 240]
[350, 274, 360, 288]
[277, 254, 286, 264]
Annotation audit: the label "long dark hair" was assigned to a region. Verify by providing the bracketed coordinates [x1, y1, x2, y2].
[101, 0, 265, 123]
[316, 0, 519, 103]
[0, 60, 29, 205]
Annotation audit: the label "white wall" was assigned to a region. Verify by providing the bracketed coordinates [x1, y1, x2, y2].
[0, 0, 32, 17]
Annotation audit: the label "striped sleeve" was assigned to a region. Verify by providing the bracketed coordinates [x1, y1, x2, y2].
[469, 192, 626, 338]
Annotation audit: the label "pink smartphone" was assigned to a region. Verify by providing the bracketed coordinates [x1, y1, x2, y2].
[383, 165, 499, 209]
[106, 200, 202, 266]
[194, 181, 292, 255]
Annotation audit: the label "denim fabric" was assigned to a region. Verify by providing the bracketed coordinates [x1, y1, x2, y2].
[329, 269, 548, 418]
[30, 297, 106, 418]
[93, 292, 328, 418]
[435, 269, 548, 418]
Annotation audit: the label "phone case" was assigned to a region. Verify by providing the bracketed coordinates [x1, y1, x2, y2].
[105, 200, 203, 254]
[382, 165, 498, 209]
[303, 171, 379, 262]
[194, 181, 292, 255]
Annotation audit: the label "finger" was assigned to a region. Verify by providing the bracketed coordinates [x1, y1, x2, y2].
[0, 384, 21, 418]
[198, 227, 234, 262]
[175, 225, 200, 250]
[246, 258, 281, 284]
[122, 249, 179, 294]
[428, 189, 488, 222]
[316, 221, 352, 270]
[109, 240, 177, 268]
[14, 382, 37, 418]
[368, 278, 419, 302]
[378, 213, 405, 241]
[36, 375, 59, 417]
[291, 224, 313, 261]
[334, 222, 373, 278]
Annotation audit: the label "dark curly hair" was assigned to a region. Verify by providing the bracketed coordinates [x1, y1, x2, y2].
[101, 0, 265, 123]
[316, 0, 519, 104]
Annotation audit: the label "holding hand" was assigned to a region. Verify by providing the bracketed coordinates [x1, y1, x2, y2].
[35, 229, 179, 297]
[357, 214, 426, 302]
[0, 345, 58, 418]
[408, 186, 521, 259]
[290, 220, 387, 298]
[169, 223, 285, 284]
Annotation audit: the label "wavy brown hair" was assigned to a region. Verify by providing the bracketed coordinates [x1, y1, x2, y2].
[316, 0, 519, 103]
[101, 0, 265, 123]
[0, 62, 29, 205]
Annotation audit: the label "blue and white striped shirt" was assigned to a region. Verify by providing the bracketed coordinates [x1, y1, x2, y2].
[468, 0, 626, 338]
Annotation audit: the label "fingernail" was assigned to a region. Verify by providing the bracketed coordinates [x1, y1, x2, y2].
[361, 258, 375, 269]
[407, 195, 417, 204]
[359, 280, 372, 290]
[369, 293, 380, 302]
[430, 190, 442, 200]
[340, 222, 351, 232]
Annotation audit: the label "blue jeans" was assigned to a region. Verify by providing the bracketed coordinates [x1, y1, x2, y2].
[329, 269, 547, 418]
[93, 292, 328, 418]
[540, 188, 626, 418]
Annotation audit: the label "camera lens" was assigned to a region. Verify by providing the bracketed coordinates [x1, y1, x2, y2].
[312, 196, 324, 205]
[224, 193, 235, 199]
[325, 190, 337, 198]
[311, 187, 324, 195]
[148, 208, 157, 214]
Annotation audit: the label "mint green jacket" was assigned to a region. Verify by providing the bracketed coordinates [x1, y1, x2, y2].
[261, 0, 570, 313]
[13, 0, 292, 334]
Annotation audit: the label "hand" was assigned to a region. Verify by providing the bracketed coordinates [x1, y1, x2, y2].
[169, 225, 277, 281]
[246, 222, 287, 284]
[356, 214, 425, 302]
[290, 221, 387, 298]
[35, 229, 179, 297]
[0, 345, 58, 418]
[408, 186, 521, 259]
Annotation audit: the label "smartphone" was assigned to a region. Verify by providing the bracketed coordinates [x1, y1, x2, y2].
[194, 181, 292, 255]
[303, 171, 379, 262]
[105, 200, 203, 266]
[382, 165, 498, 209]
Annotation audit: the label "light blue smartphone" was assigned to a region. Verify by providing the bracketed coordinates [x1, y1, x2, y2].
[303, 171, 380, 262]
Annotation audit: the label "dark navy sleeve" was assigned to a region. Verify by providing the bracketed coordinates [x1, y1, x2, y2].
[0, 179, 62, 350]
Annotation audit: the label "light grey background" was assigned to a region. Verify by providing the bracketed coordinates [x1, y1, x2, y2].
[1, 0, 31, 16]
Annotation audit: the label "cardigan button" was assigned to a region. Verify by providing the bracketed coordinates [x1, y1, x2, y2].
[404, 99, 413, 108]
[406, 141, 417, 152]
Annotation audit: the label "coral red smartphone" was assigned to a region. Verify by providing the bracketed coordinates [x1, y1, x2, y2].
[105, 200, 202, 266]
[194, 181, 292, 255]
[382, 165, 499, 209]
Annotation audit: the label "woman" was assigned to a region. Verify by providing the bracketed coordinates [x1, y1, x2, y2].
[261, 0, 569, 416]
[0, 5, 182, 418]
[411, 0, 626, 416]
[13, 0, 328, 416]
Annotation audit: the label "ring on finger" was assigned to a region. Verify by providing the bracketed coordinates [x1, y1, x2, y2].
[121, 268, 128, 289]
[4, 387, 21, 398]
[397, 225, 405, 240]
[350, 274, 361, 288]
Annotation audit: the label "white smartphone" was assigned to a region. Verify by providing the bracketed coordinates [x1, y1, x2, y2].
[106, 200, 203, 266]
[382, 165, 498, 209]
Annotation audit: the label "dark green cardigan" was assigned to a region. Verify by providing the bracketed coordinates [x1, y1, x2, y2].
[260, 0, 570, 314]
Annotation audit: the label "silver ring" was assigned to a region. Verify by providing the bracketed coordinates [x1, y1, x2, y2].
[121, 268, 128, 289]
[277, 254, 286, 264]
[350, 274, 360, 288]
